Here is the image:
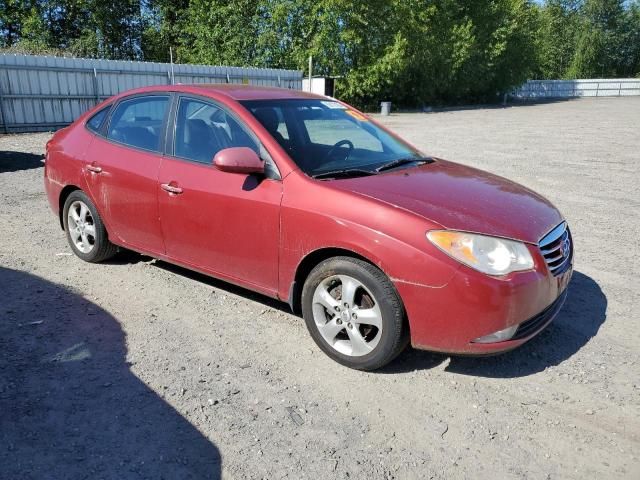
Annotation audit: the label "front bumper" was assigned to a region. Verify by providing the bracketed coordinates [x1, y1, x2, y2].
[395, 255, 573, 355]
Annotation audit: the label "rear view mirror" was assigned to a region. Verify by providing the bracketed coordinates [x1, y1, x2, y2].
[213, 147, 264, 174]
[297, 106, 325, 121]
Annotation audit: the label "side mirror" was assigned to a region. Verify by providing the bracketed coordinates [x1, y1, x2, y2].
[213, 147, 264, 174]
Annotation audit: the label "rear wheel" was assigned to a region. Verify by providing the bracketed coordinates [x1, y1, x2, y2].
[63, 190, 117, 263]
[301, 256, 408, 370]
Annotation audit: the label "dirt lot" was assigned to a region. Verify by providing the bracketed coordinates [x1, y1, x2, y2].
[1, 97, 639, 479]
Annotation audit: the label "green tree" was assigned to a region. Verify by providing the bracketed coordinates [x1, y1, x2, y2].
[1, 0, 27, 46]
[80, 0, 143, 59]
[0, 0, 145, 59]
[620, 0, 640, 77]
[262, 0, 408, 105]
[41, 0, 92, 50]
[0, 0, 54, 49]
[178, 0, 263, 65]
[141, 0, 189, 62]
[536, 0, 582, 78]
[173, 0, 540, 107]
[3, 0, 636, 106]
[393, 0, 539, 106]
[569, 0, 627, 77]
[14, 3, 48, 51]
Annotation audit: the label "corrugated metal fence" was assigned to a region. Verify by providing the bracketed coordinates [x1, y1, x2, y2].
[0, 54, 303, 133]
[512, 78, 640, 100]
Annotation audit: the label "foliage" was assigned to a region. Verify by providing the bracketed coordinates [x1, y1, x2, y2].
[569, 0, 629, 77]
[397, 0, 541, 106]
[536, 0, 640, 79]
[535, 0, 582, 79]
[0, 1, 143, 59]
[141, 0, 189, 63]
[1, 0, 639, 107]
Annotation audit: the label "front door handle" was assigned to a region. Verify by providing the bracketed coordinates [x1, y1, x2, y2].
[160, 183, 183, 195]
[86, 165, 102, 174]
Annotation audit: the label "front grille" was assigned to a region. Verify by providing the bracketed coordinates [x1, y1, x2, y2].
[538, 222, 573, 276]
[513, 289, 568, 340]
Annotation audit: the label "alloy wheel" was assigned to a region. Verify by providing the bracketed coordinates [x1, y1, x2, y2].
[67, 200, 96, 254]
[311, 274, 383, 356]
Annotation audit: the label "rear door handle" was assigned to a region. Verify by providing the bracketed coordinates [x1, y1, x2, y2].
[160, 183, 183, 195]
[86, 165, 102, 174]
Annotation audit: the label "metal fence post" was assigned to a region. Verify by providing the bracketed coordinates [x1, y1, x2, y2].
[92, 68, 100, 106]
[0, 69, 9, 133]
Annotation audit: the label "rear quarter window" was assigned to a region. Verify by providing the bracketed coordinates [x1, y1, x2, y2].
[86, 106, 110, 133]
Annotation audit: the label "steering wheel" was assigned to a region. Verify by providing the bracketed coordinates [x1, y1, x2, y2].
[324, 139, 355, 163]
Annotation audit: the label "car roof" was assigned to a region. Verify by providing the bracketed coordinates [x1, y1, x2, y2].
[119, 84, 327, 101]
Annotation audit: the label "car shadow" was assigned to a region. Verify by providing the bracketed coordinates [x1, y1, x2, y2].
[0, 151, 44, 173]
[153, 259, 291, 313]
[102, 248, 153, 266]
[100, 253, 606, 379]
[0, 267, 221, 479]
[382, 271, 607, 377]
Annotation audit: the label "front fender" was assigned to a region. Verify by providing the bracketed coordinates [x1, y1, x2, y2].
[278, 174, 460, 301]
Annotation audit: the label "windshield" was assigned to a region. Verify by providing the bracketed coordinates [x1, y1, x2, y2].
[240, 99, 426, 178]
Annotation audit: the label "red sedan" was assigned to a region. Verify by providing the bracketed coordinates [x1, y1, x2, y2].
[44, 85, 573, 370]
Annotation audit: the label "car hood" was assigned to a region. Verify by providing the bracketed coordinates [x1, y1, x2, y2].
[330, 159, 563, 244]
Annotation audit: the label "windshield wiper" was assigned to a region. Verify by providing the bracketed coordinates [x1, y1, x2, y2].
[312, 168, 377, 180]
[375, 157, 433, 173]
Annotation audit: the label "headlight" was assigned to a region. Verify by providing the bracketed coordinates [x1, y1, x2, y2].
[427, 230, 534, 276]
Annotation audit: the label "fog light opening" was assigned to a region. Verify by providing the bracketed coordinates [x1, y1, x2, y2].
[472, 325, 518, 344]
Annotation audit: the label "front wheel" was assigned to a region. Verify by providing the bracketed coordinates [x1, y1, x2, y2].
[301, 256, 408, 370]
[63, 190, 117, 263]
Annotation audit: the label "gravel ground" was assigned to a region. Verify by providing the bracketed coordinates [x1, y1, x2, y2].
[1, 97, 639, 480]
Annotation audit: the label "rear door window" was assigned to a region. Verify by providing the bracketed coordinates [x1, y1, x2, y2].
[107, 96, 169, 152]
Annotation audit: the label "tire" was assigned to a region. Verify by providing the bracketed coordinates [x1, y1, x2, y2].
[63, 190, 117, 263]
[301, 256, 408, 370]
